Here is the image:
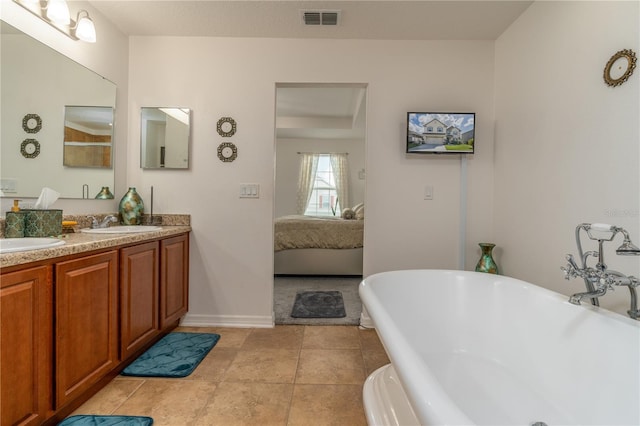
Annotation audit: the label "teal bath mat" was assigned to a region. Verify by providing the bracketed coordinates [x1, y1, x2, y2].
[121, 332, 220, 378]
[58, 415, 153, 425]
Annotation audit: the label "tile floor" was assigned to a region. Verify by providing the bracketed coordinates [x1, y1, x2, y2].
[71, 325, 390, 426]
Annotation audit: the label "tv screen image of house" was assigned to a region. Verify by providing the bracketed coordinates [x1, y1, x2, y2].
[406, 112, 475, 154]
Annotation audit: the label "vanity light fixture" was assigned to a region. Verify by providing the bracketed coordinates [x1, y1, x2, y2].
[12, 0, 97, 43]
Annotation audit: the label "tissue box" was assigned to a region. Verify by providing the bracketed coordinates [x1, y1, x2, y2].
[23, 209, 62, 237]
[5, 211, 26, 238]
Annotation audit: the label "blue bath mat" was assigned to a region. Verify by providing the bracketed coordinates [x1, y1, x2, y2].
[57, 415, 153, 425]
[121, 332, 220, 378]
[291, 290, 346, 318]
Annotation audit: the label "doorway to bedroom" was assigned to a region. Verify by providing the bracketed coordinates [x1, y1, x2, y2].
[273, 83, 367, 325]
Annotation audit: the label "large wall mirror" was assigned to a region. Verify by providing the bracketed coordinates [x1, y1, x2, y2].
[140, 107, 191, 169]
[0, 21, 117, 199]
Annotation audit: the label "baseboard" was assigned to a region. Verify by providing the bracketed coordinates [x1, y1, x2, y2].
[181, 313, 274, 328]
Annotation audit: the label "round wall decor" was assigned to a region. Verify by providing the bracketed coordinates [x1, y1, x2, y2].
[22, 113, 42, 133]
[217, 142, 237, 162]
[604, 49, 636, 87]
[21, 138, 41, 158]
[216, 117, 237, 137]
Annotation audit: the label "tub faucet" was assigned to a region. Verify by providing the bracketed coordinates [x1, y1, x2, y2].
[562, 223, 640, 319]
[89, 215, 118, 229]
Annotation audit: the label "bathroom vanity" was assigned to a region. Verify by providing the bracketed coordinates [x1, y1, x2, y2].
[0, 226, 190, 425]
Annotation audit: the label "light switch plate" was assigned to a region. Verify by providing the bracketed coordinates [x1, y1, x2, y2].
[0, 178, 17, 193]
[240, 183, 260, 198]
[424, 185, 433, 200]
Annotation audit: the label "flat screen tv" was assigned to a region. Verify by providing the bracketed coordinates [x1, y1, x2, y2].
[406, 112, 475, 154]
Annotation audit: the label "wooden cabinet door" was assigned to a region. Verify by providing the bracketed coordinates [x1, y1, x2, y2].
[55, 251, 118, 408]
[160, 234, 189, 329]
[120, 241, 160, 359]
[0, 266, 53, 426]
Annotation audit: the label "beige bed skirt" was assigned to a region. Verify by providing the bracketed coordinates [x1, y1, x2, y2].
[274, 248, 363, 276]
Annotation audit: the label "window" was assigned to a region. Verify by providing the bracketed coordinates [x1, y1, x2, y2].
[427, 126, 433, 132]
[304, 155, 340, 216]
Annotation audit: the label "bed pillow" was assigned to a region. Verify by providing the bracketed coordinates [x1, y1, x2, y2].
[341, 208, 355, 220]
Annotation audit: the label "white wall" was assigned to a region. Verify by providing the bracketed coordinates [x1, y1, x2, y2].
[494, 1, 640, 315]
[274, 137, 366, 217]
[0, 0, 128, 213]
[128, 37, 496, 326]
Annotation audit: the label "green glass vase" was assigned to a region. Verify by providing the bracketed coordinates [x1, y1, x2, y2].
[119, 187, 144, 225]
[95, 186, 114, 199]
[475, 243, 499, 274]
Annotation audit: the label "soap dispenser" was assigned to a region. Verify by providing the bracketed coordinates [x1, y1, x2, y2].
[6, 200, 25, 238]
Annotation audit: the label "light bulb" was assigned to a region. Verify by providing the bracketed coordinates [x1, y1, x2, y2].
[75, 12, 96, 43]
[46, 0, 70, 26]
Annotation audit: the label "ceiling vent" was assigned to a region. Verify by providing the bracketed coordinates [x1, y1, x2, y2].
[301, 10, 341, 26]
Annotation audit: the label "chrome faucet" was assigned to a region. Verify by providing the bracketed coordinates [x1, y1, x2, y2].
[561, 223, 640, 319]
[88, 215, 118, 229]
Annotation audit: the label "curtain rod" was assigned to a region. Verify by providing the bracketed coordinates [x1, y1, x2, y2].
[297, 152, 348, 155]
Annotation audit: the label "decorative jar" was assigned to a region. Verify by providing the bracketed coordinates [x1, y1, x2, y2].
[119, 187, 144, 225]
[95, 186, 114, 199]
[475, 243, 499, 274]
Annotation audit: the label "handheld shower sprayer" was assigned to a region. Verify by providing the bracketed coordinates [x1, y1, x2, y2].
[581, 223, 640, 255]
[615, 228, 640, 256]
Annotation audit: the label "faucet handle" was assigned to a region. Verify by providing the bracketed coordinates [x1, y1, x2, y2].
[561, 264, 578, 280]
[561, 255, 581, 280]
[88, 215, 99, 228]
[599, 276, 613, 290]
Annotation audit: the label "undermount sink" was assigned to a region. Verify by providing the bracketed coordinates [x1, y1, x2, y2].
[80, 225, 162, 234]
[0, 237, 66, 254]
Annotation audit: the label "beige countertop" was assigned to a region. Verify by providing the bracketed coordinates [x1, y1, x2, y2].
[1, 225, 191, 269]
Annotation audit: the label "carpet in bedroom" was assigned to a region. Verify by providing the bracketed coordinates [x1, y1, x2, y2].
[274, 275, 362, 325]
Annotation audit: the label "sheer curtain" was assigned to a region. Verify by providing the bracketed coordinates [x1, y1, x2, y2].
[330, 153, 350, 212]
[296, 153, 319, 214]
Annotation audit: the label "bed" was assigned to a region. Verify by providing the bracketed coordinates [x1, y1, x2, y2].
[274, 214, 364, 276]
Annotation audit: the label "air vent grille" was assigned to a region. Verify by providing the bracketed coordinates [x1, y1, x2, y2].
[301, 10, 341, 26]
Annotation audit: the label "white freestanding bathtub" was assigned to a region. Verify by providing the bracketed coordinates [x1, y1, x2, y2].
[359, 270, 640, 426]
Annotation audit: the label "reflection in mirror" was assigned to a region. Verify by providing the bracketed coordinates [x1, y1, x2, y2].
[0, 20, 116, 199]
[141, 107, 190, 169]
[64, 106, 114, 168]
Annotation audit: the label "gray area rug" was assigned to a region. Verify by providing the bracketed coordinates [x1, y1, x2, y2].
[274, 276, 362, 325]
[291, 291, 346, 318]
